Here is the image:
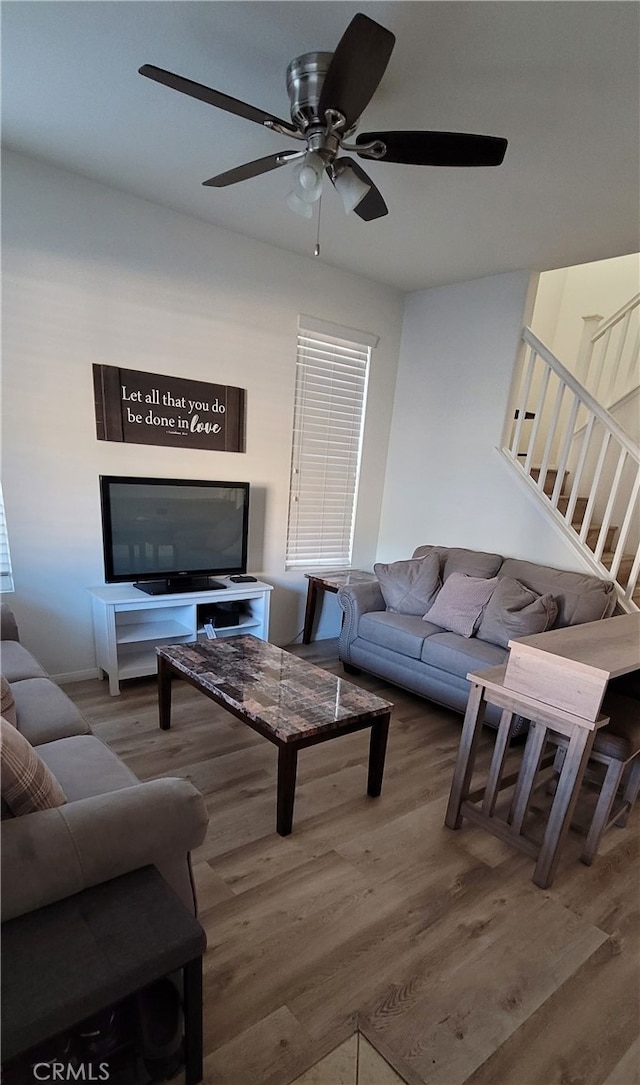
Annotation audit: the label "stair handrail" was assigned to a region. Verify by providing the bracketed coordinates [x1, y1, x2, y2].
[521, 328, 639, 464]
[504, 327, 639, 612]
[580, 293, 640, 408]
[590, 292, 640, 344]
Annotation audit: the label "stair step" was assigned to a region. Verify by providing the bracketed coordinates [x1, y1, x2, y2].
[584, 524, 618, 552]
[602, 552, 635, 580]
[530, 467, 570, 498]
[557, 495, 589, 522]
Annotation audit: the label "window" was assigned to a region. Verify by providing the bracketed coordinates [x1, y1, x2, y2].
[0, 485, 14, 593]
[285, 316, 378, 569]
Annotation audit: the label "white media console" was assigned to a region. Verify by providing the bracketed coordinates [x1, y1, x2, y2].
[88, 579, 273, 695]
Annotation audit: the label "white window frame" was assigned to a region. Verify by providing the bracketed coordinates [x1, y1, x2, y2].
[285, 315, 378, 570]
[0, 484, 15, 593]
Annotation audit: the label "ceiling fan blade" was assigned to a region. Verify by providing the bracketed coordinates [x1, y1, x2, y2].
[203, 150, 303, 187]
[139, 64, 297, 134]
[318, 14, 395, 130]
[330, 158, 388, 221]
[356, 131, 508, 167]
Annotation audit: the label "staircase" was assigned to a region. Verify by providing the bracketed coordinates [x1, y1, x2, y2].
[500, 299, 640, 613]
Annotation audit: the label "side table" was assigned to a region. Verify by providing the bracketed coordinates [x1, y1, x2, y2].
[1, 867, 207, 1084]
[303, 569, 375, 644]
[444, 665, 610, 888]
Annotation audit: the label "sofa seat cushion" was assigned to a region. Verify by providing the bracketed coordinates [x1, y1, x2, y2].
[12, 678, 92, 746]
[0, 641, 48, 683]
[37, 735, 139, 801]
[421, 631, 508, 680]
[498, 558, 616, 627]
[359, 612, 443, 659]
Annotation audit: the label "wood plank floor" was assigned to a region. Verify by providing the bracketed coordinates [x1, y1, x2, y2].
[68, 640, 640, 1085]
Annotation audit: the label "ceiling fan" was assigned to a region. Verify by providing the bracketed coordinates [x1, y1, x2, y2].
[139, 12, 507, 223]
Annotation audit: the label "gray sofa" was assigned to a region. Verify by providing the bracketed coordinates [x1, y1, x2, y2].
[338, 545, 617, 731]
[1, 603, 208, 921]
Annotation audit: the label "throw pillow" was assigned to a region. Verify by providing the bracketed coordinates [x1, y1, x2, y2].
[424, 572, 498, 637]
[0, 716, 67, 816]
[476, 576, 558, 648]
[374, 553, 441, 616]
[1, 675, 17, 727]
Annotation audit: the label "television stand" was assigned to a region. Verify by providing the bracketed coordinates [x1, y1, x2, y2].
[134, 576, 228, 596]
[88, 580, 273, 695]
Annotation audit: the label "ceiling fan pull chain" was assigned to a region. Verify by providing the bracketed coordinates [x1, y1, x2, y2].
[314, 195, 322, 257]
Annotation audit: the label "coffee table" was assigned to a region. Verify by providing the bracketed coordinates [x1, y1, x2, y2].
[157, 635, 393, 836]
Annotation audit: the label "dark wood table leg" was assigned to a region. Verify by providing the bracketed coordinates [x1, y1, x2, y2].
[445, 682, 486, 829]
[302, 578, 320, 645]
[182, 955, 203, 1085]
[158, 655, 173, 731]
[276, 744, 299, 835]
[367, 714, 390, 796]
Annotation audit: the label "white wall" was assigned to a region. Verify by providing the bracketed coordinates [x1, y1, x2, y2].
[531, 253, 640, 370]
[377, 270, 593, 568]
[1, 151, 404, 678]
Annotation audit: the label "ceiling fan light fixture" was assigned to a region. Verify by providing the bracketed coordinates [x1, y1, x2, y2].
[287, 151, 323, 215]
[286, 190, 315, 218]
[298, 150, 324, 190]
[332, 164, 371, 214]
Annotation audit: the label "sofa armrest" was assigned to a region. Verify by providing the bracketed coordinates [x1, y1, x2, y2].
[337, 581, 385, 662]
[1, 602, 20, 642]
[1, 777, 208, 921]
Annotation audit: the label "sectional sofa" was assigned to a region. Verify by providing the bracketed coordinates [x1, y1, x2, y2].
[338, 545, 617, 731]
[1, 603, 208, 922]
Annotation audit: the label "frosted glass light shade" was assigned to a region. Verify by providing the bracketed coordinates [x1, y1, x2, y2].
[333, 166, 371, 214]
[287, 191, 314, 218]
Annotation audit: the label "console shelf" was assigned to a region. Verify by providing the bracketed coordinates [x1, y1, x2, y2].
[88, 579, 273, 695]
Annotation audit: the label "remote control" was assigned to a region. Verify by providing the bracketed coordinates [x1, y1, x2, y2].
[229, 575, 257, 583]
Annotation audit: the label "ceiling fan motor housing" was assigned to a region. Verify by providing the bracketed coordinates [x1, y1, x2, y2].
[286, 52, 333, 131]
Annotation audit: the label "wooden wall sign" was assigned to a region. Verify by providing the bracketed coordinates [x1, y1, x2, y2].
[93, 365, 246, 452]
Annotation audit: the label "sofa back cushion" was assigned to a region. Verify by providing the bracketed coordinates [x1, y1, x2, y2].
[498, 558, 616, 627]
[412, 545, 503, 582]
[374, 552, 441, 616]
[0, 716, 67, 816]
[476, 576, 558, 648]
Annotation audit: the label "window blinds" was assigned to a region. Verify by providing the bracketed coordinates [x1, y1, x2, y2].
[0, 486, 14, 593]
[285, 322, 372, 569]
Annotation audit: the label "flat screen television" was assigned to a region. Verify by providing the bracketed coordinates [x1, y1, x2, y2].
[99, 476, 250, 595]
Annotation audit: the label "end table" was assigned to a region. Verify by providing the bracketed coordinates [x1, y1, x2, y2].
[303, 569, 375, 643]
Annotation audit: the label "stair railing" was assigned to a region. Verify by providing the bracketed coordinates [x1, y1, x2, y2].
[501, 328, 640, 612]
[576, 293, 640, 408]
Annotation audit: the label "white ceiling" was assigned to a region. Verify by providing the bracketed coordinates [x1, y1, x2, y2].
[2, 1, 639, 293]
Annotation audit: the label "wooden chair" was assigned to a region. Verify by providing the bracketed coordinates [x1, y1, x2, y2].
[546, 690, 640, 865]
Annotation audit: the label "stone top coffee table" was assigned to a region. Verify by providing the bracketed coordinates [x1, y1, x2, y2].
[157, 635, 393, 836]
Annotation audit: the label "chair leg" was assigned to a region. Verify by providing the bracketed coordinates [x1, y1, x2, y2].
[582, 759, 626, 866]
[614, 756, 640, 828]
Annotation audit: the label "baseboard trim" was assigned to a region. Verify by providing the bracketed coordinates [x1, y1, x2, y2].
[54, 668, 101, 686]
